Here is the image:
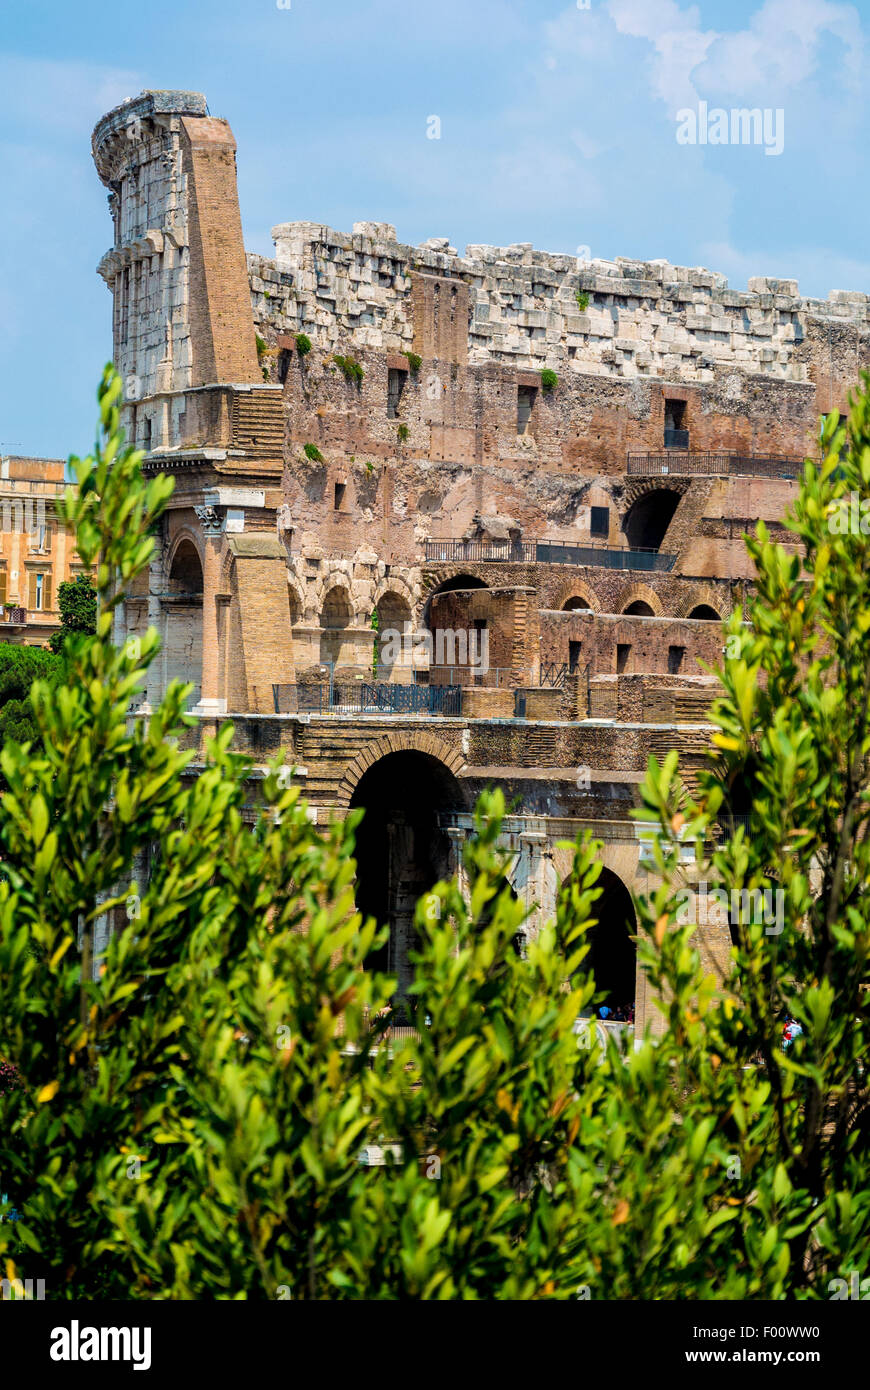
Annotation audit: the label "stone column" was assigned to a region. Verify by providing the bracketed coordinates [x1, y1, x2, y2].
[194, 505, 226, 716]
[446, 825, 469, 905]
[519, 829, 549, 939]
[141, 529, 166, 713]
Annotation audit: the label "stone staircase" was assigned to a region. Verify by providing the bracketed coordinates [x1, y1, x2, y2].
[231, 388, 284, 457]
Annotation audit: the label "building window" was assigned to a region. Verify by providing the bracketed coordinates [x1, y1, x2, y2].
[569, 640, 582, 673]
[387, 368, 407, 419]
[143, 416, 152, 453]
[668, 645, 686, 674]
[664, 398, 688, 450]
[29, 522, 50, 553]
[278, 349, 292, 384]
[590, 506, 609, 538]
[29, 571, 51, 612]
[334, 482, 346, 510]
[517, 385, 537, 434]
[616, 643, 631, 674]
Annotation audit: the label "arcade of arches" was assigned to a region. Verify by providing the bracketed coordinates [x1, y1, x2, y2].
[349, 749, 638, 1019]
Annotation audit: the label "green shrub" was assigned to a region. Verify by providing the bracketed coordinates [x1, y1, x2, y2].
[540, 369, 558, 393]
[2, 368, 870, 1300]
[397, 423, 410, 443]
[333, 354, 365, 386]
[575, 291, 590, 312]
[48, 575, 96, 655]
[294, 333, 312, 357]
[404, 351, 422, 375]
[303, 442, 324, 463]
[255, 333, 269, 356]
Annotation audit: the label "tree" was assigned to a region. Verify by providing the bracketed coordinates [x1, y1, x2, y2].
[0, 366, 868, 1300]
[0, 368, 605, 1299]
[48, 573, 97, 654]
[0, 645, 63, 770]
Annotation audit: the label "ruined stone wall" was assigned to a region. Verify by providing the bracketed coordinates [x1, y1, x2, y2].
[251, 223, 870, 388]
[93, 91, 260, 456]
[540, 610, 724, 679]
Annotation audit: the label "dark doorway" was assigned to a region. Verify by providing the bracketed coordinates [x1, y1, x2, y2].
[623, 490, 682, 550]
[623, 600, 654, 616]
[350, 751, 463, 1004]
[687, 604, 721, 620]
[587, 868, 637, 1014]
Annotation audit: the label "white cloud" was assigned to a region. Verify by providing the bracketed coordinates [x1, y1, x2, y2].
[607, 0, 714, 111]
[604, 0, 865, 112]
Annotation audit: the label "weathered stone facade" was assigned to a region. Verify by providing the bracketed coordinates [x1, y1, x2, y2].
[92, 89, 870, 1032]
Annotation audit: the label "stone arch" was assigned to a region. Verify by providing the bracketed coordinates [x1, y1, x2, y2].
[338, 730, 467, 809]
[164, 535, 204, 706]
[674, 587, 728, 620]
[613, 583, 663, 617]
[622, 484, 686, 550]
[374, 585, 415, 679]
[167, 530, 204, 579]
[319, 581, 354, 665]
[558, 580, 600, 613]
[373, 573, 417, 612]
[622, 476, 690, 510]
[686, 603, 723, 621]
[586, 865, 637, 1016]
[347, 742, 467, 1003]
[421, 571, 489, 628]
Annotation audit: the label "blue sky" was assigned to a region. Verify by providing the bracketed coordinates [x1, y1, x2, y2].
[1, 0, 867, 457]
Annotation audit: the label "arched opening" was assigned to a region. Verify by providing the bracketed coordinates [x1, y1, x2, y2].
[165, 540, 203, 706]
[623, 490, 681, 550]
[422, 573, 488, 629]
[319, 587, 353, 666]
[563, 595, 593, 613]
[622, 600, 655, 617]
[375, 590, 413, 679]
[350, 751, 463, 1005]
[586, 867, 637, 1019]
[687, 603, 722, 621]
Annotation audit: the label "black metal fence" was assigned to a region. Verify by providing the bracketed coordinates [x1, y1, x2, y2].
[628, 452, 808, 480]
[424, 538, 675, 572]
[272, 682, 463, 716]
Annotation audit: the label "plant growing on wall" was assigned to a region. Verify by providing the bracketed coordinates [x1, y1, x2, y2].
[575, 290, 590, 312]
[397, 424, 410, 443]
[333, 354, 365, 387]
[404, 352, 422, 376]
[541, 369, 558, 393]
[303, 443, 324, 463]
[294, 333, 312, 357]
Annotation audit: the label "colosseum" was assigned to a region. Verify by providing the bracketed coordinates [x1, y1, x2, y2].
[91, 88, 870, 1032]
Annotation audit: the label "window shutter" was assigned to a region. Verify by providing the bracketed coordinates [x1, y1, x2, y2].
[0, 570, 6, 606]
[43, 575, 52, 611]
[28, 571, 36, 609]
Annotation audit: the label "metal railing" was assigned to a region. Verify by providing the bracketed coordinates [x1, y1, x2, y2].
[424, 538, 676, 573]
[540, 661, 568, 689]
[628, 452, 808, 480]
[272, 682, 462, 716]
[1, 607, 26, 625]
